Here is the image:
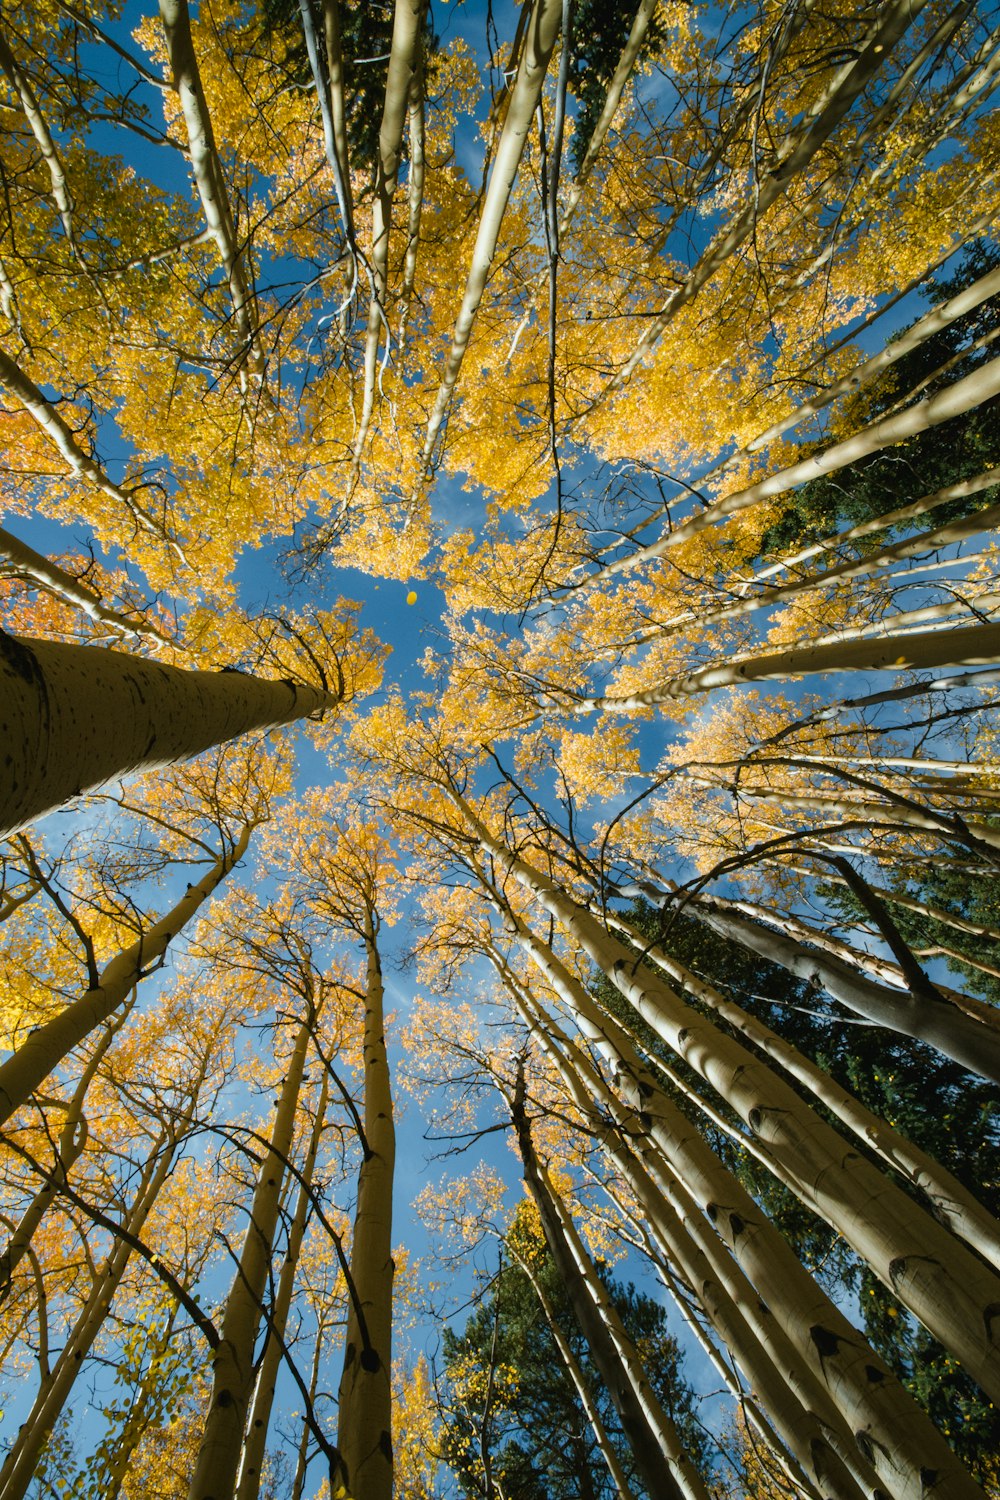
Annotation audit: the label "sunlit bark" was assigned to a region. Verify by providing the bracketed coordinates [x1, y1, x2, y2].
[0, 822, 251, 1130]
[336, 914, 395, 1500]
[0, 634, 333, 838]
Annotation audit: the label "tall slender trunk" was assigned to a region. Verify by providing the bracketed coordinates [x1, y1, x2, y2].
[235, 1074, 330, 1500]
[188, 1004, 314, 1500]
[497, 939, 979, 1500]
[511, 1246, 641, 1500]
[418, 0, 563, 480]
[456, 809, 988, 1499]
[603, 907, 1000, 1268]
[494, 947, 876, 1500]
[0, 824, 252, 1126]
[352, 0, 426, 469]
[587, 0, 927, 412]
[687, 890, 1000, 1084]
[336, 914, 395, 1500]
[0, 1008, 129, 1302]
[511, 1076, 710, 1500]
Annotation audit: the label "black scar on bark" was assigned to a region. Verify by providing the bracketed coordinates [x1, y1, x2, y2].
[0, 631, 43, 688]
[360, 1347, 381, 1372]
[810, 1324, 844, 1359]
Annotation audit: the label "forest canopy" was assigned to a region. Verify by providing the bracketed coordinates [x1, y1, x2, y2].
[1, 0, 1000, 1497]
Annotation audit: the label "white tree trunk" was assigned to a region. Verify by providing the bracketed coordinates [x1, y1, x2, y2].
[336, 917, 396, 1500]
[0, 823, 252, 1126]
[0, 633, 334, 838]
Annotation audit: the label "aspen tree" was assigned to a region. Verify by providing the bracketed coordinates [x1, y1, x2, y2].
[601, 905, 1000, 1268]
[234, 1073, 330, 1500]
[0, 527, 173, 643]
[0, 633, 336, 839]
[484, 926, 982, 1500]
[452, 801, 1000, 1401]
[418, 0, 564, 480]
[510, 1074, 714, 1500]
[156, 0, 267, 386]
[188, 997, 316, 1500]
[351, 0, 427, 471]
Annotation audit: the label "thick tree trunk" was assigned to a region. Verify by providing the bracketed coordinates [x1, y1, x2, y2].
[604, 908, 1000, 1269]
[0, 633, 334, 838]
[0, 824, 251, 1126]
[336, 918, 395, 1500]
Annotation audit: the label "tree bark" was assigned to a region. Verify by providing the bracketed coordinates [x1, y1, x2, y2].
[418, 0, 563, 480]
[336, 916, 396, 1500]
[511, 1081, 710, 1500]
[0, 823, 252, 1127]
[0, 633, 334, 838]
[188, 1004, 314, 1500]
[235, 1074, 329, 1500]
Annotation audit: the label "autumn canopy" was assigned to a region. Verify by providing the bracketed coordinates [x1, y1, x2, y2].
[1, 0, 1000, 1496]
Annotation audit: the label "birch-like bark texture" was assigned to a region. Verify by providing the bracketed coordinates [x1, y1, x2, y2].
[0, 25, 88, 276]
[0, 633, 334, 838]
[235, 1074, 330, 1500]
[596, 346, 1000, 582]
[0, 823, 251, 1127]
[418, 0, 563, 479]
[352, 0, 426, 469]
[0, 526, 172, 642]
[505, 965, 875, 1500]
[465, 813, 1000, 1406]
[510, 1245, 641, 1500]
[397, 49, 426, 354]
[658, 477, 1000, 638]
[493, 934, 979, 1500]
[602, 908, 1000, 1269]
[686, 891, 1000, 1085]
[157, 0, 266, 385]
[747, 258, 1000, 453]
[511, 1081, 709, 1500]
[336, 915, 395, 1500]
[188, 1005, 314, 1500]
[0, 347, 177, 552]
[574, 618, 1000, 712]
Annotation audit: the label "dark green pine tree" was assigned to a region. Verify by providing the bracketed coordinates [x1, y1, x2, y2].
[439, 1228, 708, 1500]
[595, 902, 1000, 1477]
[757, 239, 1000, 558]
